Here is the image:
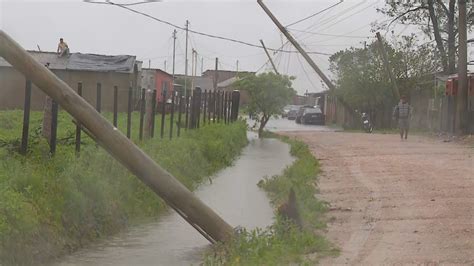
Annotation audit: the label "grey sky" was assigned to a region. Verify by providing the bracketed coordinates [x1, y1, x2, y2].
[1, 0, 470, 94]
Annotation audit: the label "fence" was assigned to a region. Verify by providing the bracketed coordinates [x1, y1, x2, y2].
[16, 79, 241, 156]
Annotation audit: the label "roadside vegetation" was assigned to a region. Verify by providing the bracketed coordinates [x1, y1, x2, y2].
[0, 110, 248, 264]
[204, 132, 337, 265]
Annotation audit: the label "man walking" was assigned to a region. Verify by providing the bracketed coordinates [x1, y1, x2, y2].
[57, 38, 69, 57]
[393, 95, 411, 140]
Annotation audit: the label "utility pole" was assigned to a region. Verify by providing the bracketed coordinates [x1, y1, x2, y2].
[164, 60, 167, 72]
[214, 57, 219, 90]
[236, 60, 239, 73]
[191, 48, 196, 93]
[259, 39, 280, 75]
[201, 56, 204, 75]
[148, 59, 151, 69]
[257, 0, 334, 90]
[184, 20, 189, 98]
[376, 32, 400, 99]
[172, 29, 177, 81]
[456, 0, 468, 134]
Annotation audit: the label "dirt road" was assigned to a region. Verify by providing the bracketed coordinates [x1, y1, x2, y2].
[284, 132, 474, 265]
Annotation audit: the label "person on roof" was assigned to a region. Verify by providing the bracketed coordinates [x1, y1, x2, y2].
[57, 38, 69, 57]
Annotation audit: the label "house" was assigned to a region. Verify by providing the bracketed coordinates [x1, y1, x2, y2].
[0, 51, 141, 111]
[217, 76, 249, 106]
[173, 74, 214, 93]
[140, 68, 174, 102]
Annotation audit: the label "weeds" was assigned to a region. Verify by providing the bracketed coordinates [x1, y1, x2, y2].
[0, 110, 247, 264]
[204, 134, 337, 265]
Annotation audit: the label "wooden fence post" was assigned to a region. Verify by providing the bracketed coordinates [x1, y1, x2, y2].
[169, 90, 176, 139]
[139, 88, 145, 141]
[177, 92, 183, 137]
[96, 82, 102, 113]
[127, 86, 132, 139]
[20, 79, 32, 155]
[231, 90, 240, 122]
[144, 89, 153, 139]
[203, 89, 207, 125]
[75, 82, 83, 156]
[151, 89, 157, 138]
[185, 95, 190, 131]
[161, 89, 167, 138]
[113, 85, 118, 127]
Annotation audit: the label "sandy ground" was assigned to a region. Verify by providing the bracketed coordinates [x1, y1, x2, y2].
[284, 132, 474, 265]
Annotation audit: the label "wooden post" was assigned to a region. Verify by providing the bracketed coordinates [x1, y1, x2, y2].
[20, 79, 32, 155]
[259, 39, 280, 75]
[50, 100, 58, 155]
[224, 91, 228, 124]
[213, 90, 217, 123]
[375, 32, 400, 99]
[127, 86, 132, 139]
[208, 90, 212, 125]
[139, 88, 145, 141]
[231, 90, 240, 122]
[75, 82, 83, 156]
[96, 82, 102, 113]
[185, 95, 190, 130]
[196, 87, 202, 129]
[113, 85, 118, 127]
[203, 90, 207, 125]
[169, 90, 175, 139]
[151, 89, 157, 138]
[177, 92, 183, 137]
[144, 89, 153, 139]
[227, 92, 232, 123]
[161, 89, 167, 138]
[0, 29, 234, 244]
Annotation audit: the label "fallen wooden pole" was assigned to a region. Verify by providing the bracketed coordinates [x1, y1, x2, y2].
[0, 30, 234, 244]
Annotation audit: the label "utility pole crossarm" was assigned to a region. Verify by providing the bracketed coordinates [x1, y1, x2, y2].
[259, 39, 280, 75]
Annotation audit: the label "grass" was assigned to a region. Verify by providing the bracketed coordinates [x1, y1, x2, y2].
[203, 132, 337, 265]
[0, 110, 248, 265]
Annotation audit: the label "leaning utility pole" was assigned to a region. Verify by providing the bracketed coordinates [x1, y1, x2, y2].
[257, 0, 334, 90]
[214, 57, 219, 90]
[0, 30, 234, 244]
[456, 0, 468, 134]
[376, 32, 400, 99]
[259, 39, 279, 75]
[184, 20, 189, 98]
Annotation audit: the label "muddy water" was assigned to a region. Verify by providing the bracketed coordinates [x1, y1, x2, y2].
[58, 133, 294, 266]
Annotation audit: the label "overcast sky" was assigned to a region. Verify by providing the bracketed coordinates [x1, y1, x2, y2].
[1, 0, 472, 94]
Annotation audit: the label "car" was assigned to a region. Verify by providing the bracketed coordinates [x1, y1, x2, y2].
[295, 105, 314, 123]
[287, 105, 301, 120]
[282, 105, 293, 118]
[300, 107, 325, 125]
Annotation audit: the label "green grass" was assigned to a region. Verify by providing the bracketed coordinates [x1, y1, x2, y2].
[203, 133, 337, 265]
[0, 110, 248, 265]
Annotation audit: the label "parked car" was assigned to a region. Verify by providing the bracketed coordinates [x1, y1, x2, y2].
[282, 105, 293, 118]
[287, 106, 300, 120]
[295, 105, 314, 124]
[300, 107, 325, 125]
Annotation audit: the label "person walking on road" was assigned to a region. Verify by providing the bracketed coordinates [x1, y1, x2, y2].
[57, 38, 70, 57]
[393, 95, 411, 140]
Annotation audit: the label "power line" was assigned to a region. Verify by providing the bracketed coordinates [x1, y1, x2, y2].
[84, 0, 330, 55]
[285, 0, 343, 28]
[288, 28, 370, 39]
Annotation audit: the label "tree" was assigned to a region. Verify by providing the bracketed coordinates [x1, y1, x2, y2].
[234, 72, 295, 138]
[329, 38, 439, 128]
[377, 0, 474, 74]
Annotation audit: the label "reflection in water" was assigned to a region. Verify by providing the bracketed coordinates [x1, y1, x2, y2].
[58, 133, 294, 266]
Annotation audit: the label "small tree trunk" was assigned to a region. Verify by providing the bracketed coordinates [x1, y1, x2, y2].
[258, 114, 270, 138]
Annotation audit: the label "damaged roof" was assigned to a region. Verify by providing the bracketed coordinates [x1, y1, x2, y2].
[0, 51, 137, 73]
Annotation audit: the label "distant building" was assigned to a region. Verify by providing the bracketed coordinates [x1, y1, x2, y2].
[174, 74, 214, 92]
[0, 51, 141, 111]
[141, 68, 174, 102]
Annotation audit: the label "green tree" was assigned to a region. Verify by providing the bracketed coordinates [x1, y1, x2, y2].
[234, 73, 295, 138]
[377, 0, 474, 74]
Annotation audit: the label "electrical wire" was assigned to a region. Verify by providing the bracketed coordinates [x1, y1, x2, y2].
[84, 0, 330, 55]
[285, 0, 343, 28]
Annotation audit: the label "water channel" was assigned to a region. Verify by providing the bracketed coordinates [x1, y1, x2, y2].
[57, 133, 295, 266]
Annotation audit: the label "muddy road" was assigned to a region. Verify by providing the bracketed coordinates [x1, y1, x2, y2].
[284, 132, 474, 265]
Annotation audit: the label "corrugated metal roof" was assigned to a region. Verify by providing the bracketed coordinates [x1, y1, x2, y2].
[0, 51, 137, 73]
